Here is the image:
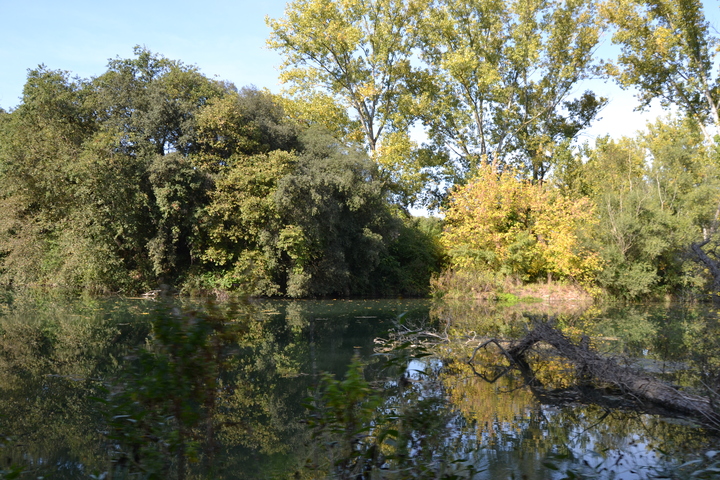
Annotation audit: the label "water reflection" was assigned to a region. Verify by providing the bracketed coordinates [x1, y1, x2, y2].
[433, 299, 720, 478]
[0, 293, 718, 478]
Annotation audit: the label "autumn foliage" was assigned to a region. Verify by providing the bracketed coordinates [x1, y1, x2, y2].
[441, 164, 601, 285]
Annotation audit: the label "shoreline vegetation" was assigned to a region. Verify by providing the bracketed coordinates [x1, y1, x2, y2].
[3, 0, 720, 302]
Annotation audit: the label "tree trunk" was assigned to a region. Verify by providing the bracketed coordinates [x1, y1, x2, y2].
[501, 321, 720, 428]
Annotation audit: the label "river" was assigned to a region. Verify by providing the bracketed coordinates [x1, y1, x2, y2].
[0, 291, 718, 479]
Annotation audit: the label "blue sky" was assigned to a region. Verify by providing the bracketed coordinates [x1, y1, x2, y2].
[1, 0, 718, 141]
[0, 0, 288, 110]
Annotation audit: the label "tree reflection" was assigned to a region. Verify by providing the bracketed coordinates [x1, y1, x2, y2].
[2, 292, 718, 479]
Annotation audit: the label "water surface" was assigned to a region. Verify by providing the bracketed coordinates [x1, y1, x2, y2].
[0, 293, 718, 479]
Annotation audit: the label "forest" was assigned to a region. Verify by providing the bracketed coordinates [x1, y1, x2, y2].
[1, 0, 720, 301]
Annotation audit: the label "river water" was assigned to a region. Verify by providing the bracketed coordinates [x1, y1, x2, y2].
[0, 291, 718, 479]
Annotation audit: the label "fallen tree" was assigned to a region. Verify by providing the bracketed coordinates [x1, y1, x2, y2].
[469, 319, 720, 430]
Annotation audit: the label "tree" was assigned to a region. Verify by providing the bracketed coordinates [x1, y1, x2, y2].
[0, 66, 99, 288]
[275, 128, 396, 297]
[602, 0, 719, 143]
[578, 136, 675, 297]
[193, 87, 301, 173]
[199, 150, 296, 296]
[0, 50, 229, 293]
[91, 46, 225, 158]
[441, 164, 600, 284]
[568, 118, 720, 298]
[266, 0, 430, 204]
[416, 0, 605, 182]
[601, 0, 720, 293]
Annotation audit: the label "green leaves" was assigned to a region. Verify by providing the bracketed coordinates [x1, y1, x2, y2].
[572, 118, 720, 298]
[267, 0, 418, 151]
[417, 0, 604, 181]
[267, 0, 426, 203]
[602, 0, 719, 142]
[268, 0, 605, 202]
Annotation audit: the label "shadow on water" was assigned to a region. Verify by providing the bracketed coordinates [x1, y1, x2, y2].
[0, 291, 719, 478]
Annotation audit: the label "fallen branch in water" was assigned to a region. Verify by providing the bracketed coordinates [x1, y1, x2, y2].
[470, 319, 720, 429]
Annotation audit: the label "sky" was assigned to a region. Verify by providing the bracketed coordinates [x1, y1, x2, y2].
[1, 0, 719, 142]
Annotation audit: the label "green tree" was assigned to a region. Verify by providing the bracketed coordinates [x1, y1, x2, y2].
[266, 0, 431, 204]
[0, 49, 227, 293]
[570, 118, 720, 298]
[580, 136, 675, 297]
[602, 0, 719, 143]
[82, 49, 224, 290]
[416, 0, 605, 182]
[643, 118, 720, 294]
[193, 87, 301, 173]
[199, 150, 296, 296]
[374, 216, 446, 297]
[0, 66, 98, 288]
[91, 46, 225, 157]
[275, 128, 397, 297]
[602, 0, 720, 293]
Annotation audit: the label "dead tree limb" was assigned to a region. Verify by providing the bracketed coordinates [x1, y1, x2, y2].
[503, 321, 720, 429]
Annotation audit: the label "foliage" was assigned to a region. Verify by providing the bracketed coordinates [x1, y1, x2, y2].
[266, 0, 427, 204]
[91, 46, 225, 158]
[193, 86, 301, 173]
[199, 150, 296, 296]
[599, 0, 720, 296]
[196, 124, 403, 298]
[441, 164, 601, 285]
[0, 66, 97, 289]
[0, 49, 223, 294]
[601, 0, 719, 142]
[560, 117, 720, 298]
[268, 0, 605, 202]
[275, 128, 398, 297]
[0, 50, 436, 298]
[416, 0, 605, 182]
[375, 216, 447, 297]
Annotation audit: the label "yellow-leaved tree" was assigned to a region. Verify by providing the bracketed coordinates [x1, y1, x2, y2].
[441, 164, 601, 285]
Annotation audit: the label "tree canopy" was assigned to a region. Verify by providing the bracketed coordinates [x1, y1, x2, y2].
[3, 0, 720, 300]
[0, 48, 442, 297]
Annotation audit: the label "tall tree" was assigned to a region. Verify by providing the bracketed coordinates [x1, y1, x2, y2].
[417, 0, 605, 182]
[91, 46, 225, 158]
[602, 0, 719, 143]
[275, 127, 396, 297]
[603, 0, 720, 292]
[266, 0, 428, 203]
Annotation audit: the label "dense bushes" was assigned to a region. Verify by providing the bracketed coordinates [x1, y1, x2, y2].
[437, 118, 720, 300]
[0, 49, 443, 297]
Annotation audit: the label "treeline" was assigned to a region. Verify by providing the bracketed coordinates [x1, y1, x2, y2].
[263, 0, 720, 300]
[441, 118, 720, 300]
[3, 0, 720, 300]
[0, 48, 444, 296]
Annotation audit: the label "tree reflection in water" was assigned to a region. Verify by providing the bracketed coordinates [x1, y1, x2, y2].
[0, 294, 719, 478]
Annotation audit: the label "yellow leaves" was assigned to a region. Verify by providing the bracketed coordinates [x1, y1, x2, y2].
[442, 164, 601, 284]
[267, 0, 418, 159]
[280, 92, 364, 145]
[375, 130, 416, 168]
